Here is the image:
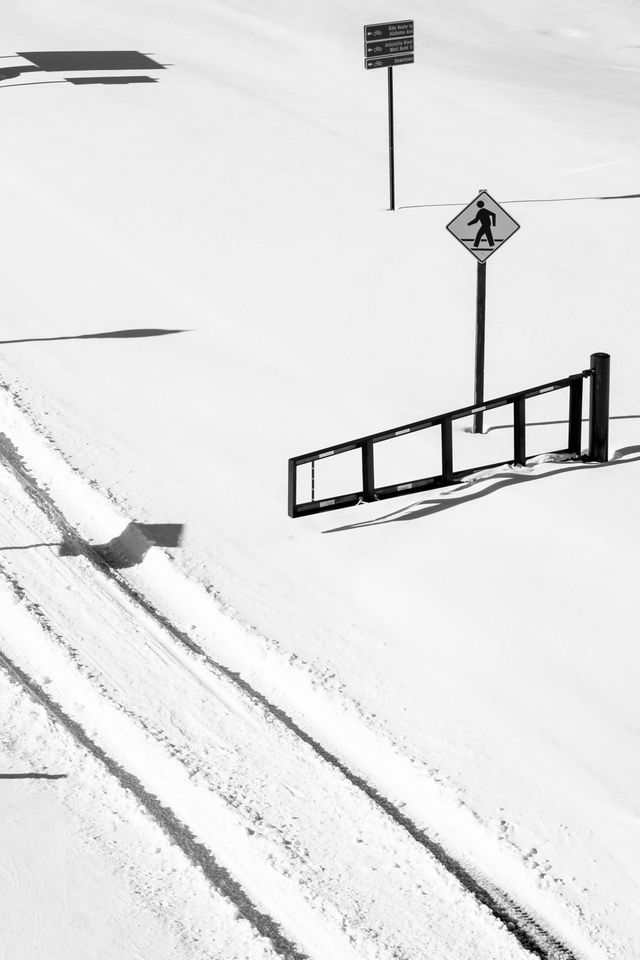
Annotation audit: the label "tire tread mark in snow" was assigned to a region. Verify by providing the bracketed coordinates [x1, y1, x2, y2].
[0, 432, 576, 960]
[0, 644, 308, 960]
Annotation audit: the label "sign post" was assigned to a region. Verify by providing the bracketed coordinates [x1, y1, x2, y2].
[364, 20, 414, 211]
[474, 260, 487, 434]
[446, 190, 520, 433]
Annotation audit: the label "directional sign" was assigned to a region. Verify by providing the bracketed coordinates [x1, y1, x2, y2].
[364, 20, 413, 41]
[365, 54, 414, 70]
[446, 191, 520, 262]
[364, 21, 414, 69]
[365, 38, 414, 58]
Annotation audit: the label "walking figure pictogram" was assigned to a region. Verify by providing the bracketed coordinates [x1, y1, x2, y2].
[446, 189, 519, 263]
[468, 201, 496, 248]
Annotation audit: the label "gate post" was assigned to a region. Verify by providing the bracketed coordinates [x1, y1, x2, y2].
[362, 441, 376, 501]
[288, 458, 297, 518]
[441, 419, 453, 483]
[513, 397, 526, 465]
[588, 353, 610, 462]
[568, 374, 584, 457]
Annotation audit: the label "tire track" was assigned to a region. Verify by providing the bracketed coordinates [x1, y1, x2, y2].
[0, 642, 307, 960]
[0, 428, 578, 960]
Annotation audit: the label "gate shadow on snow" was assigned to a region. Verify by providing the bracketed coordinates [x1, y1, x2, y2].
[323, 445, 640, 533]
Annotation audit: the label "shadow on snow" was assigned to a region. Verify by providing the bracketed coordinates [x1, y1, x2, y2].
[1, 522, 184, 569]
[323, 445, 640, 533]
[0, 328, 190, 345]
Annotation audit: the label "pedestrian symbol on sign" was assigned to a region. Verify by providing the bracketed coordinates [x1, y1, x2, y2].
[468, 201, 496, 248]
[446, 190, 519, 262]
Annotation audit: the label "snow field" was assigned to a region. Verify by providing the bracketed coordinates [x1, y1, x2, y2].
[1, 1, 640, 957]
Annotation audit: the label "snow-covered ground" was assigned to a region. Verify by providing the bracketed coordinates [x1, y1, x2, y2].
[1, 1, 639, 958]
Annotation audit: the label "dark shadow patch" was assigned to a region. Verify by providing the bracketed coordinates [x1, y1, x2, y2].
[0, 51, 165, 86]
[67, 76, 158, 85]
[60, 522, 184, 568]
[17, 51, 165, 72]
[0, 328, 190, 345]
[0, 65, 39, 82]
[0, 773, 67, 779]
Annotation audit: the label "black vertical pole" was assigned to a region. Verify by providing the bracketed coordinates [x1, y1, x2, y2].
[588, 352, 610, 462]
[441, 419, 453, 484]
[362, 441, 376, 501]
[387, 66, 395, 211]
[568, 374, 584, 457]
[473, 260, 487, 433]
[513, 397, 526, 465]
[287, 459, 297, 518]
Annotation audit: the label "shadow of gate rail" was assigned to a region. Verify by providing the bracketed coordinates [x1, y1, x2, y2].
[288, 352, 610, 518]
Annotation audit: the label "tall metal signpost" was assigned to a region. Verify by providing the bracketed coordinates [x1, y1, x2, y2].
[364, 20, 414, 211]
[446, 190, 520, 433]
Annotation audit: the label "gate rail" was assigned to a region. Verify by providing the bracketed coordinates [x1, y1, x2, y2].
[288, 352, 610, 518]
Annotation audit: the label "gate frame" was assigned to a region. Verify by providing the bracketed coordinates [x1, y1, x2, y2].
[288, 353, 610, 518]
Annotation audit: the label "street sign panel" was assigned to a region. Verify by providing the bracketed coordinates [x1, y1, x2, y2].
[446, 191, 520, 262]
[365, 38, 414, 58]
[365, 54, 414, 70]
[364, 20, 413, 41]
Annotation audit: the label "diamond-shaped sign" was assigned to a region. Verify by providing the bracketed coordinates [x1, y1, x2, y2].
[446, 191, 520, 262]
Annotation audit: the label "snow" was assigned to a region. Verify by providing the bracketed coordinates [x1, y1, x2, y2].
[1, 1, 640, 957]
[0, 670, 277, 960]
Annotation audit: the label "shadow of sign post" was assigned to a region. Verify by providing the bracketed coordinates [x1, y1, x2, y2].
[60, 522, 184, 569]
[0, 51, 165, 86]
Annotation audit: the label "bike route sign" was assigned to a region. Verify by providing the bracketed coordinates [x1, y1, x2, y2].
[364, 20, 414, 69]
[446, 191, 520, 263]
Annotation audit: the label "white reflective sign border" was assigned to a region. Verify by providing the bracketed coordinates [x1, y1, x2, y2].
[446, 191, 520, 262]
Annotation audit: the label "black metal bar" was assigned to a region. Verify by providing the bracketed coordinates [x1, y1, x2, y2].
[295, 492, 363, 516]
[387, 66, 395, 210]
[362, 441, 376, 501]
[514, 397, 526, 465]
[441, 419, 453, 483]
[568, 375, 583, 456]
[473, 261, 487, 434]
[374, 476, 444, 500]
[287, 458, 297, 518]
[291, 374, 580, 466]
[588, 352, 610, 462]
[295, 442, 360, 467]
[311, 459, 315, 501]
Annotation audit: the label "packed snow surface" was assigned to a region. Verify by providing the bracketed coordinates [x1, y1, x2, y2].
[1, 1, 639, 958]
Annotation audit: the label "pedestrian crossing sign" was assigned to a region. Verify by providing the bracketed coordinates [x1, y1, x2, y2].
[446, 191, 520, 262]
